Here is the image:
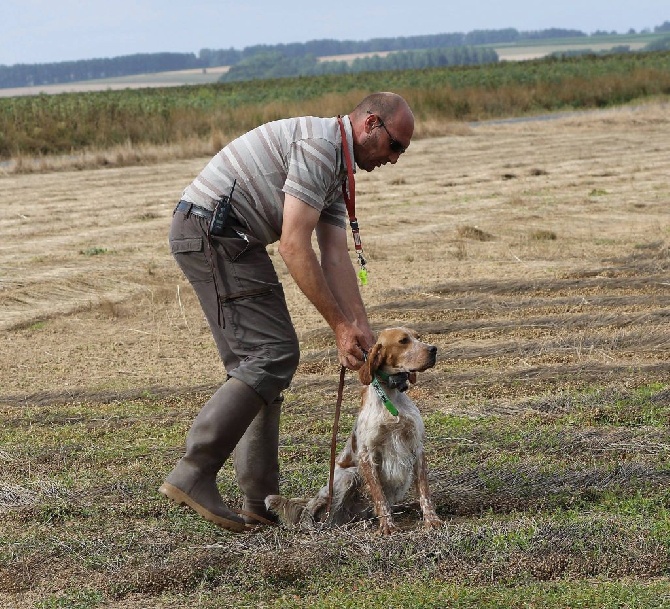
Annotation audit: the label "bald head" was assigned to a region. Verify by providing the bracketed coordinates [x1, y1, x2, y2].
[351, 92, 414, 129]
[349, 92, 414, 172]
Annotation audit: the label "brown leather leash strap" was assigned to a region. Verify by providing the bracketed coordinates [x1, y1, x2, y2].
[325, 365, 347, 516]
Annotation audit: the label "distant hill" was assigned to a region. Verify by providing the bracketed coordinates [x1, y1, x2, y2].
[1, 22, 668, 91]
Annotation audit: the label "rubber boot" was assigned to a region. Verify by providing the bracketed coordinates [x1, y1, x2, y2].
[234, 395, 282, 527]
[159, 378, 266, 533]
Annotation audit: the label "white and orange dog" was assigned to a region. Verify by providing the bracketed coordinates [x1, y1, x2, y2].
[266, 327, 443, 535]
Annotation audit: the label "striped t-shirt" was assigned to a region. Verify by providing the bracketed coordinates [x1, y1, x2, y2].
[181, 115, 354, 245]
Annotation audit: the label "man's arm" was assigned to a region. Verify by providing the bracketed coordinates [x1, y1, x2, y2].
[278, 194, 372, 369]
[315, 218, 374, 347]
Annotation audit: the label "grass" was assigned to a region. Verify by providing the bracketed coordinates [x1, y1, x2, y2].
[457, 225, 495, 241]
[1, 381, 668, 607]
[530, 229, 557, 241]
[79, 247, 109, 256]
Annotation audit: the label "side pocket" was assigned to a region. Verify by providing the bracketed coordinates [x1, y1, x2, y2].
[221, 286, 273, 303]
[170, 237, 203, 254]
[218, 230, 250, 263]
[170, 237, 211, 283]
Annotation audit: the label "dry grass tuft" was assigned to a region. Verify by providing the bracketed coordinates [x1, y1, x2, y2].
[415, 119, 475, 139]
[530, 229, 558, 241]
[457, 225, 495, 241]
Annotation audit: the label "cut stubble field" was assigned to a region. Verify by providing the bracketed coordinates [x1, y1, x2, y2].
[1, 103, 668, 401]
[0, 102, 668, 608]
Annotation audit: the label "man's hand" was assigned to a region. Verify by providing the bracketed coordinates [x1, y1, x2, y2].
[334, 321, 374, 370]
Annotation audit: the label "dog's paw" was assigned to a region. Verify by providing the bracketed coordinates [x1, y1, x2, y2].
[423, 514, 444, 529]
[265, 495, 308, 525]
[378, 519, 399, 536]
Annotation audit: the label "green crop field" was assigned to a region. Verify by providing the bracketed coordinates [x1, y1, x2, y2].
[1, 50, 670, 166]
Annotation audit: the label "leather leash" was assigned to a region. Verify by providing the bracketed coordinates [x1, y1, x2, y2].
[325, 365, 347, 516]
[325, 118, 358, 515]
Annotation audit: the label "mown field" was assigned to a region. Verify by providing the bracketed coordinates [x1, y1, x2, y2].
[0, 93, 668, 608]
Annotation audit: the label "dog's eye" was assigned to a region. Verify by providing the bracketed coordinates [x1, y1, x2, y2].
[399, 336, 410, 344]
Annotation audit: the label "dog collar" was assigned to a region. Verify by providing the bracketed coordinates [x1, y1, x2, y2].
[371, 377, 399, 416]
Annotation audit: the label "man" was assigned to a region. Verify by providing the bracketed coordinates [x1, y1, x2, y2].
[160, 91, 414, 532]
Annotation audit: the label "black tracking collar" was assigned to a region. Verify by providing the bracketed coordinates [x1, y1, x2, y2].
[374, 370, 411, 392]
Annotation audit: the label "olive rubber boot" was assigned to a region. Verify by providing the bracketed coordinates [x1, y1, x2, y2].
[234, 396, 282, 527]
[159, 378, 265, 533]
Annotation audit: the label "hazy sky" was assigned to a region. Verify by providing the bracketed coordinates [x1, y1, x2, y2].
[2, 0, 668, 66]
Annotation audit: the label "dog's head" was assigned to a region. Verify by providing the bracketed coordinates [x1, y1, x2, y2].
[359, 327, 437, 386]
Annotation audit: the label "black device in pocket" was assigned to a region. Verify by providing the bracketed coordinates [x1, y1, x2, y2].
[209, 180, 236, 237]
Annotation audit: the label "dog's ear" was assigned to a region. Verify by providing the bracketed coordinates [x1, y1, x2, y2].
[359, 343, 383, 385]
[408, 372, 417, 385]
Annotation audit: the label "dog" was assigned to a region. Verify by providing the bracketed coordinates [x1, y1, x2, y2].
[266, 327, 443, 535]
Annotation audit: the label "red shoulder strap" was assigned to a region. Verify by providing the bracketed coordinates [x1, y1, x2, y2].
[337, 116, 365, 265]
[337, 115, 356, 220]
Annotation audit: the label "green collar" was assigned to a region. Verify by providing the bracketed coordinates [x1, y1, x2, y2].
[371, 376, 399, 416]
[374, 370, 393, 383]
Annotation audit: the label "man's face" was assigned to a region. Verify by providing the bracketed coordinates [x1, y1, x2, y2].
[356, 111, 413, 172]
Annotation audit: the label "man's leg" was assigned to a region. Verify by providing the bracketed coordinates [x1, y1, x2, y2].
[164, 211, 299, 529]
[233, 394, 282, 524]
[159, 377, 265, 532]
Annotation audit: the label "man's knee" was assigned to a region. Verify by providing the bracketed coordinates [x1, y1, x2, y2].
[263, 339, 300, 392]
[273, 339, 300, 377]
[231, 339, 300, 404]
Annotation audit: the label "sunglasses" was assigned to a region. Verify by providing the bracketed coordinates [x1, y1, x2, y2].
[367, 110, 406, 154]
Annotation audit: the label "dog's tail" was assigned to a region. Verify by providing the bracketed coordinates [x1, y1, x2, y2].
[265, 495, 309, 525]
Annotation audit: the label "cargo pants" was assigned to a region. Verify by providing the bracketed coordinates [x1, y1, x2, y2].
[168, 207, 300, 507]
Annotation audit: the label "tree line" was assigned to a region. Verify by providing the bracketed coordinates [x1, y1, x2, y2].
[1, 22, 669, 89]
[200, 28, 583, 67]
[220, 47, 499, 83]
[0, 53, 201, 89]
[551, 35, 670, 58]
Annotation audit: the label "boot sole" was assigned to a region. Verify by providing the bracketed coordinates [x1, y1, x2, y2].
[158, 482, 246, 533]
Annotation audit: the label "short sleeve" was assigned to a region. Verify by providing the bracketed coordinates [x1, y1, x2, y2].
[283, 139, 339, 212]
